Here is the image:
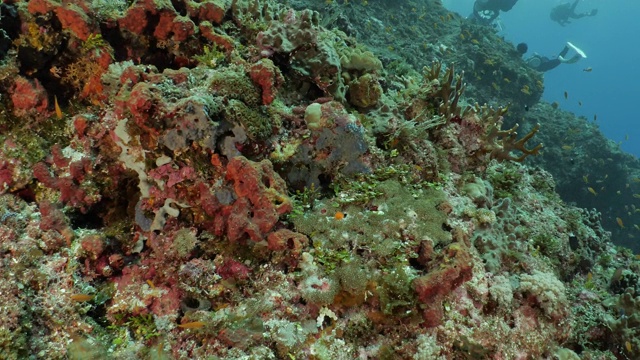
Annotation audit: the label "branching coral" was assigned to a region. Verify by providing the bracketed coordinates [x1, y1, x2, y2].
[481, 107, 543, 162]
[459, 104, 543, 163]
[426, 62, 466, 120]
[402, 61, 465, 124]
[489, 122, 543, 162]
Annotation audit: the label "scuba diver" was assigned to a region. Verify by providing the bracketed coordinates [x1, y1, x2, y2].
[550, 0, 598, 26]
[469, 0, 519, 26]
[517, 42, 587, 72]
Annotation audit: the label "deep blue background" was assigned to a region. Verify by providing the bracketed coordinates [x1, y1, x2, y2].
[442, 0, 640, 157]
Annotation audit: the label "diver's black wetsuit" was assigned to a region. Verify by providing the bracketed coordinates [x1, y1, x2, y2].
[550, 0, 597, 26]
[526, 46, 570, 72]
[470, 0, 518, 24]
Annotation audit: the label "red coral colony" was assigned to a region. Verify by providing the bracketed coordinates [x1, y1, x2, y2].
[0, 0, 638, 359]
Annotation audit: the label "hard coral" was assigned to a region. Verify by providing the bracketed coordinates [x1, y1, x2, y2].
[32, 148, 101, 212]
[413, 242, 474, 305]
[185, 0, 229, 25]
[10, 76, 48, 116]
[54, 3, 94, 41]
[220, 156, 292, 242]
[484, 121, 543, 162]
[249, 58, 284, 106]
[348, 73, 382, 109]
[267, 228, 309, 266]
[28, 0, 96, 41]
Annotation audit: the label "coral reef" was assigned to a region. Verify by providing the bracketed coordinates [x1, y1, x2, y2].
[0, 0, 638, 359]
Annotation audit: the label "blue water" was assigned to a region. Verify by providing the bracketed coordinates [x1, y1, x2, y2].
[443, 0, 640, 158]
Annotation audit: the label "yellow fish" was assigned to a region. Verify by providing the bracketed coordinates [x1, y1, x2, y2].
[635, 224, 640, 231]
[587, 187, 597, 195]
[633, 194, 640, 199]
[70, 294, 94, 302]
[178, 321, 206, 329]
[617, 217, 625, 229]
[582, 175, 589, 184]
[54, 95, 63, 119]
[562, 145, 573, 151]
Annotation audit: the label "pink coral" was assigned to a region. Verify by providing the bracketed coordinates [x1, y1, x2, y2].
[32, 152, 101, 212]
[80, 234, 105, 260]
[55, 3, 94, 41]
[186, 1, 228, 24]
[413, 243, 474, 325]
[267, 228, 309, 266]
[249, 59, 284, 105]
[0, 160, 16, 192]
[10, 76, 48, 115]
[218, 156, 292, 242]
[28, 0, 96, 40]
[217, 258, 250, 281]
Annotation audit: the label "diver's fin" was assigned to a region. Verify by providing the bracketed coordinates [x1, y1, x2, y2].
[566, 42, 587, 58]
[559, 55, 583, 64]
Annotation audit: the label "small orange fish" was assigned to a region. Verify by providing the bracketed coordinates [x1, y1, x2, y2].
[334, 212, 345, 220]
[178, 321, 206, 329]
[54, 95, 63, 119]
[146, 280, 155, 289]
[617, 217, 625, 229]
[70, 294, 94, 302]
